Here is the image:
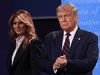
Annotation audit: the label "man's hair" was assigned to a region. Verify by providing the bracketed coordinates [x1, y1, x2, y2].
[57, 3, 78, 16]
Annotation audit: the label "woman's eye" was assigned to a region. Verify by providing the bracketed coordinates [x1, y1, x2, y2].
[19, 22, 24, 24]
[13, 22, 17, 25]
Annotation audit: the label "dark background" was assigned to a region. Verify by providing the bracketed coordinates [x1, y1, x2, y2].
[13, 0, 61, 17]
[0, 0, 13, 75]
[0, 0, 61, 75]
[33, 18, 61, 43]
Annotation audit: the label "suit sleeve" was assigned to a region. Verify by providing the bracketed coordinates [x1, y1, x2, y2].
[38, 35, 55, 74]
[29, 38, 42, 75]
[65, 34, 99, 73]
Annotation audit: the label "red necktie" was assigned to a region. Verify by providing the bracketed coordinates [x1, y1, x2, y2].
[62, 33, 70, 59]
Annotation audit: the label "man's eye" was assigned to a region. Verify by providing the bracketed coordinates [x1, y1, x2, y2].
[58, 16, 62, 18]
[65, 14, 70, 17]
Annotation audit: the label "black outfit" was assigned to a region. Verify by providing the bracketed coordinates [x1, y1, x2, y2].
[6, 38, 42, 75]
[39, 27, 99, 75]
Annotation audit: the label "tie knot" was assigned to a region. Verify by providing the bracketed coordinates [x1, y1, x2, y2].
[66, 33, 70, 37]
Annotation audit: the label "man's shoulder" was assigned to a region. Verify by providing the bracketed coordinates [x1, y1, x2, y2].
[81, 29, 97, 36]
[79, 28, 98, 39]
[46, 30, 63, 37]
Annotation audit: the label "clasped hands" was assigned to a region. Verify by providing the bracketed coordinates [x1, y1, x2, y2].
[53, 55, 67, 70]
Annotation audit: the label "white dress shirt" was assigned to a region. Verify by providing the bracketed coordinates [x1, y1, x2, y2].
[11, 36, 25, 65]
[53, 25, 78, 73]
[62, 25, 78, 49]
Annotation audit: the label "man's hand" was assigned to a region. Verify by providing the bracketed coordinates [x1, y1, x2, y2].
[53, 55, 67, 69]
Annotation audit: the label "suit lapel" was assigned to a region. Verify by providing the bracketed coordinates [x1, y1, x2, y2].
[12, 42, 27, 67]
[67, 27, 84, 59]
[54, 30, 63, 58]
[7, 40, 16, 70]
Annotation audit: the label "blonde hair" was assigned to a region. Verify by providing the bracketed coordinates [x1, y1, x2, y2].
[9, 10, 38, 50]
[57, 3, 78, 17]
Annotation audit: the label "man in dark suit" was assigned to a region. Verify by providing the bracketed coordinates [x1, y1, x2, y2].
[39, 3, 99, 75]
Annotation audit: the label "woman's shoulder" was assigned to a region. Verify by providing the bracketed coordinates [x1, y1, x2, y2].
[29, 38, 43, 49]
[30, 38, 42, 46]
[31, 38, 42, 43]
[10, 40, 16, 45]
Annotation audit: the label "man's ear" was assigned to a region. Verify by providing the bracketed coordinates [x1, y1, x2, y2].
[74, 15, 78, 22]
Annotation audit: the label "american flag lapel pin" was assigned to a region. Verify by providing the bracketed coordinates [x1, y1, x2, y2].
[78, 38, 80, 40]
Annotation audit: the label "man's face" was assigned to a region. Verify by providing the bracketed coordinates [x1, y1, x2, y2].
[57, 10, 78, 33]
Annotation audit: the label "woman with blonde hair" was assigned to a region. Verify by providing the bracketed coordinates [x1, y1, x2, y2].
[6, 10, 42, 75]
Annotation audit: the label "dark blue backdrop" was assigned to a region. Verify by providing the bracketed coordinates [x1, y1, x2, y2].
[13, 0, 61, 17]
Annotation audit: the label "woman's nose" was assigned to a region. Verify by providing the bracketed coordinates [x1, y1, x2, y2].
[16, 23, 20, 28]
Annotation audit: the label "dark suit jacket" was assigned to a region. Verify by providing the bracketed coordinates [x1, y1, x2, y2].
[39, 27, 99, 75]
[6, 38, 42, 75]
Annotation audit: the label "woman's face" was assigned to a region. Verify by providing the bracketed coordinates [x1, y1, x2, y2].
[13, 17, 27, 36]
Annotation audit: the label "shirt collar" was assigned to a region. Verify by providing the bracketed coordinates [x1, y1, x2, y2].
[16, 36, 25, 44]
[64, 25, 78, 37]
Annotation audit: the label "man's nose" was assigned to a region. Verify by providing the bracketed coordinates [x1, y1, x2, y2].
[62, 17, 66, 22]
